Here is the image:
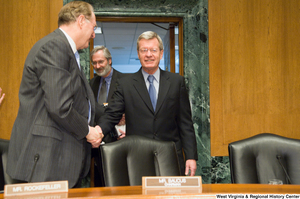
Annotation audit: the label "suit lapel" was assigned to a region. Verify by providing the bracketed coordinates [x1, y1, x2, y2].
[55, 29, 84, 79]
[108, 70, 118, 101]
[156, 69, 170, 113]
[92, 76, 101, 99]
[55, 29, 96, 125]
[132, 69, 154, 112]
[79, 68, 96, 125]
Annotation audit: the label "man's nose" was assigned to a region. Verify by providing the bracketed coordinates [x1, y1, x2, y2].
[145, 50, 152, 56]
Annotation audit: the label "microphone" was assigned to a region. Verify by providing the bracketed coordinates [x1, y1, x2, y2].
[276, 155, 292, 184]
[28, 154, 40, 183]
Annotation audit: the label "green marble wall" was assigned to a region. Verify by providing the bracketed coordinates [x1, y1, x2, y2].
[64, 0, 231, 184]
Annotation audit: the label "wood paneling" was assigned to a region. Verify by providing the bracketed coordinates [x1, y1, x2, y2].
[50, 0, 62, 32]
[0, 0, 62, 140]
[209, 0, 300, 156]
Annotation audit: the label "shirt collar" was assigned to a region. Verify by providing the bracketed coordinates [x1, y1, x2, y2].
[142, 68, 160, 83]
[59, 28, 77, 54]
[102, 68, 114, 84]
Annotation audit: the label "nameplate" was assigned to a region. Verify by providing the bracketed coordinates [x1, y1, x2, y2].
[4, 181, 68, 197]
[143, 187, 202, 195]
[142, 176, 202, 189]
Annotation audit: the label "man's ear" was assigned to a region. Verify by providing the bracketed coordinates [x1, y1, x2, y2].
[77, 15, 85, 29]
[160, 49, 164, 60]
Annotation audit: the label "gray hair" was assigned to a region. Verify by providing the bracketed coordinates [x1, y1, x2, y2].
[137, 31, 164, 51]
[58, 1, 94, 27]
[90, 46, 112, 65]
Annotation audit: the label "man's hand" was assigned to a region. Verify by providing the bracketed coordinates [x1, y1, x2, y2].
[0, 87, 5, 106]
[185, 159, 197, 176]
[86, 125, 104, 148]
[117, 129, 126, 140]
[117, 114, 126, 126]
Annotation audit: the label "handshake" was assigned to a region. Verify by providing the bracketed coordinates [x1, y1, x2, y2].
[86, 125, 104, 148]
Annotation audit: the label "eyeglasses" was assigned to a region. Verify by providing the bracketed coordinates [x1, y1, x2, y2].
[139, 48, 160, 54]
[91, 60, 105, 66]
[85, 17, 98, 32]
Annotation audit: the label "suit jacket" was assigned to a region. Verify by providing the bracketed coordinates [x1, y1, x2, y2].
[90, 69, 126, 124]
[99, 68, 197, 173]
[90, 69, 126, 143]
[7, 29, 95, 188]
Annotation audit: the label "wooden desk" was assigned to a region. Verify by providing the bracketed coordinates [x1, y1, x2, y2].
[1, 184, 300, 199]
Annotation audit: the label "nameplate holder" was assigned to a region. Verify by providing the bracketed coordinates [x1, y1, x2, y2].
[4, 181, 68, 197]
[142, 176, 202, 189]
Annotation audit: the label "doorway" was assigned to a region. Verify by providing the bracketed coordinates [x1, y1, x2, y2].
[90, 17, 183, 78]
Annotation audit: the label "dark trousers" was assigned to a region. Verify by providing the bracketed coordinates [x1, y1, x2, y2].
[92, 133, 117, 187]
[92, 148, 105, 187]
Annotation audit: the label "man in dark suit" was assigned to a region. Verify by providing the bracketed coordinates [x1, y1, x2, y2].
[7, 1, 103, 188]
[89, 46, 126, 186]
[98, 31, 197, 176]
[90, 46, 126, 141]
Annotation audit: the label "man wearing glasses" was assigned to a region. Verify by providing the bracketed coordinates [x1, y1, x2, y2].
[98, 31, 198, 176]
[7, 1, 103, 188]
[89, 46, 127, 186]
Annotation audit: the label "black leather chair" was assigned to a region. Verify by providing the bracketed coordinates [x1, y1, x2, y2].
[100, 135, 181, 186]
[228, 133, 300, 184]
[0, 139, 16, 191]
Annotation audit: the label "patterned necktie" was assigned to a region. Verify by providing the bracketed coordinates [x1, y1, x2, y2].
[147, 75, 156, 110]
[74, 51, 81, 70]
[98, 78, 107, 105]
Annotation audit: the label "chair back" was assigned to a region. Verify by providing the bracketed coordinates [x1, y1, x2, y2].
[100, 135, 181, 186]
[0, 139, 15, 190]
[228, 133, 300, 184]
